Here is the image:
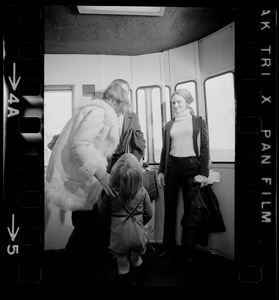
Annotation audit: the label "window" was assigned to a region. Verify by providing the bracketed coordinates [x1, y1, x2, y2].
[136, 89, 148, 160]
[175, 81, 197, 115]
[128, 88, 134, 111]
[205, 72, 235, 162]
[136, 86, 163, 163]
[151, 88, 163, 162]
[165, 86, 171, 122]
[44, 86, 73, 166]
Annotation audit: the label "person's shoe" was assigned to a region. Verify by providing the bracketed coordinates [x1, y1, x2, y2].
[116, 273, 131, 287]
[134, 264, 145, 287]
[183, 254, 193, 265]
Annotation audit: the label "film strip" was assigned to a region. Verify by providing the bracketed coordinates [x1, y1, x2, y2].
[234, 8, 277, 299]
[2, 5, 44, 295]
[1, 5, 278, 298]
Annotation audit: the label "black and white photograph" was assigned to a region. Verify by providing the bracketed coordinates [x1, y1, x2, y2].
[43, 5, 237, 294]
[2, 4, 277, 299]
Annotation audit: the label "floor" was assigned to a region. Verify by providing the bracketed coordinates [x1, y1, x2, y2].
[41, 243, 240, 297]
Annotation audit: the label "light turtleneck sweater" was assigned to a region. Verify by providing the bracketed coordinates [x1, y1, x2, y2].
[170, 109, 196, 157]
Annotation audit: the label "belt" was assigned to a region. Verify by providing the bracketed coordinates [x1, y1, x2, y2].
[169, 155, 197, 159]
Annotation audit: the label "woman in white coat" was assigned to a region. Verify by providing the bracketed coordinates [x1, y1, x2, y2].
[45, 82, 130, 292]
[45, 82, 129, 211]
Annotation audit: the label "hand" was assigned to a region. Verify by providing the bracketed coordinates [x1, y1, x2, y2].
[99, 174, 116, 197]
[144, 224, 153, 233]
[194, 175, 208, 187]
[157, 172, 165, 189]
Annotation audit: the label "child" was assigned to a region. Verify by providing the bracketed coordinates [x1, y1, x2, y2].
[99, 153, 153, 287]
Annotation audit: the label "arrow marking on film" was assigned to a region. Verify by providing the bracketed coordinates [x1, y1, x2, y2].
[7, 214, 20, 242]
[8, 63, 21, 91]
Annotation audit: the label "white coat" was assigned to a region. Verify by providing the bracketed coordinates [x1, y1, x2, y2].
[45, 99, 120, 211]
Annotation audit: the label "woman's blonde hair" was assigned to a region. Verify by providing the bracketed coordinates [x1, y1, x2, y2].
[171, 89, 195, 115]
[110, 78, 130, 90]
[110, 153, 143, 202]
[171, 89, 194, 105]
[103, 80, 130, 114]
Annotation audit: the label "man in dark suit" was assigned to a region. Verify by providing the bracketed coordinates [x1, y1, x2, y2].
[107, 78, 146, 172]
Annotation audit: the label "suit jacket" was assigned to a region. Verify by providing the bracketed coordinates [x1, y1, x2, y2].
[158, 115, 210, 178]
[116, 110, 146, 160]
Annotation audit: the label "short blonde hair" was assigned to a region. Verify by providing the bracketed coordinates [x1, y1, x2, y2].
[171, 89, 194, 105]
[103, 81, 130, 113]
[110, 153, 143, 202]
[110, 79, 130, 90]
[110, 78, 131, 108]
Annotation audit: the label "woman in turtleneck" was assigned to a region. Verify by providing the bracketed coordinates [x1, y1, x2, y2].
[157, 89, 210, 260]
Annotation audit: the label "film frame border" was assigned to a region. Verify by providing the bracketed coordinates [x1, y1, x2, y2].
[1, 4, 278, 298]
[2, 4, 44, 294]
[234, 8, 277, 299]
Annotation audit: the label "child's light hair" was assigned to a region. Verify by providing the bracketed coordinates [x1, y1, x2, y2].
[110, 153, 143, 202]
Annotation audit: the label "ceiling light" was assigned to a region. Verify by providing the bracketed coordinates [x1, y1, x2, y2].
[77, 6, 165, 16]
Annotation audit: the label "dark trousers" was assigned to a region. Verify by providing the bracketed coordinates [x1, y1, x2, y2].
[58, 204, 103, 290]
[163, 155, 199, 250]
